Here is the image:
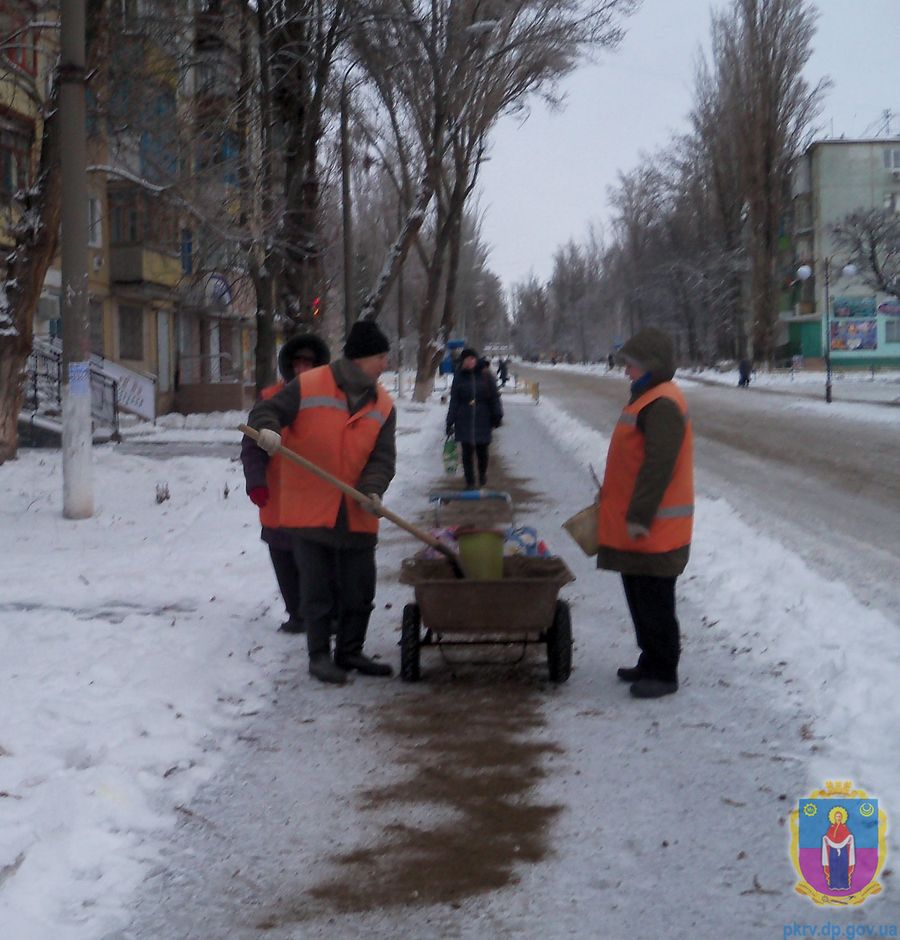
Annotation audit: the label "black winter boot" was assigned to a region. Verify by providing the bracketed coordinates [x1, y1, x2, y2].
[278, 617, 305, 634]
[334, 652, 393, 677]
[309, 655, 348, 684]
[616, 665, 643, 682]
[629, 678, 678, 699]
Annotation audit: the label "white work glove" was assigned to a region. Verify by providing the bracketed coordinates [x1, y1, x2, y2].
[256, 429, 282, 455]
[626, 521, 650, 541]
[364, 493, 384, 517]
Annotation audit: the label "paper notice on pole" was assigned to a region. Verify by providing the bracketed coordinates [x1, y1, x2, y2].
[68, 361, 91, 396]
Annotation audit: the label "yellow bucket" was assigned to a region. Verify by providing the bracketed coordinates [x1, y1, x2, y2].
[457, 529, 505, 580]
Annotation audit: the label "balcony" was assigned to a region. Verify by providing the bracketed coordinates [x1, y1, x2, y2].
[110, 245, 181, 291]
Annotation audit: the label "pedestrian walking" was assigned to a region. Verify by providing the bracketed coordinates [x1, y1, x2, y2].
[738, 358, 752, 388]
[445, 347, 503, 489]
[245, 319, 396, 685]
[241, 333, 331, 634]
[597, 327, 694, 699]
[497, 357, 510, 387]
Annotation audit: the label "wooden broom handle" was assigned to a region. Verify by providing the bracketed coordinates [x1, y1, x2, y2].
[239, 424, 467, 576]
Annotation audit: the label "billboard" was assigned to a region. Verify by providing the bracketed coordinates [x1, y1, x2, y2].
[832, 296, 876, 318]
[830, 319, 877, 351]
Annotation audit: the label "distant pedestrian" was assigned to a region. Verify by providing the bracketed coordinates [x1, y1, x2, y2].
[738, 358, 752, 388]
[597, 328, 694, 699]
[245, 319, 397, 685]
[497, 358, 509, 387]
[446, 347, 503, 489]
[241, 333, 331, 634]
[607, 352, 616, 371]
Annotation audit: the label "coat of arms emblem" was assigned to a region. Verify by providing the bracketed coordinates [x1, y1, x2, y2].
[790, 780, 887, 905]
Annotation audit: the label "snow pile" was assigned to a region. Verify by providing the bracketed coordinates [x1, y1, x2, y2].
[1, 385, 898, 938]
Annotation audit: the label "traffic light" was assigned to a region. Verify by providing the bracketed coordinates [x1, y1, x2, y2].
[312, 296, 321, 318]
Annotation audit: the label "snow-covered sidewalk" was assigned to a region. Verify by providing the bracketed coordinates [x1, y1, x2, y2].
[1, 382, 898, 938]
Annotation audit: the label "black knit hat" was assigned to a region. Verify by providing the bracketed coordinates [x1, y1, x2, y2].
[459, 347, 479, 363]
[344, 319, 390, 359]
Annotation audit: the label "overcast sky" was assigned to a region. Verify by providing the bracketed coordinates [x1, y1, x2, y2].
[477, 0, 900, 291]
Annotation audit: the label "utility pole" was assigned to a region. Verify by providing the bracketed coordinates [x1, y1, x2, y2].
[340, 71, 355, 336]
[60, 0, 93, 518]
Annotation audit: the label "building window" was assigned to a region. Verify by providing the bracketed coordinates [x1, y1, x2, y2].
[111, 194, 140, 243]
[0, 121, 31, 200]
[886, 319, 900, 344]
[180, 228, 193, 274]
[119, 0, 145, 30]
[89, 301, 104, 354]
[109, 186, 177, 251]
[219, 321, 235, 378]
[1, 11, 39, 75]
[883, 148, 900, 171]
[118, 304, 144, 360]
[88, 197, 103, 247]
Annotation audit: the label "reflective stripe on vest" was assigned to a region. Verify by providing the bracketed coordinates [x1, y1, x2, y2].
[597, 381, 694, 554]
[279, 366, 393, 533]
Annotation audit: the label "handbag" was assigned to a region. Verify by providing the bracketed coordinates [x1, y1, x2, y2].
[562, 502, 599, 557]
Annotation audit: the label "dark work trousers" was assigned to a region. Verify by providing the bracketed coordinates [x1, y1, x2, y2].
[621, 574, 680, 682]
[460, 442, 490, 487]
[293, 538, 376, 661]
[268, 545, 301, 621]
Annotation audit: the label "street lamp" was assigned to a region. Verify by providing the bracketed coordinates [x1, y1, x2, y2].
[796, 259, 858, 403]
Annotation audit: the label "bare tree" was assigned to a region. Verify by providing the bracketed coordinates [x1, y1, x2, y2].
[0, 0, 107, 464]
[832, 208, 900, 298]
[713, 0, 826, 362]
[510, 275, 550, 359]
[266, 0, 350, 330]
[353, 0, 637, 399]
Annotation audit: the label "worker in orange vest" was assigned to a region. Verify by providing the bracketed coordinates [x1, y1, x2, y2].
[241, 333, 331, 634]
[246, 319, 396, 685]
[597, 328, 694, 699]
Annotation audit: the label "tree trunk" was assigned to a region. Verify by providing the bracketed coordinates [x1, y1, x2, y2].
[0, 82, 63, 464]
[251, 260, 277, 391]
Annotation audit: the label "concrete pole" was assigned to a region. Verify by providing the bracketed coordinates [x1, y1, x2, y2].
[340, 71, 355, 337]
[60, 0, 93, 518]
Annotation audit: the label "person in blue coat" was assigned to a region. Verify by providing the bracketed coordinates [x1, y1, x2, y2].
[445, 347, 503, 488]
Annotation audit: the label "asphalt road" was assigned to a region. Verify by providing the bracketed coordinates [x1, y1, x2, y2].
[513, 365, 900, 623]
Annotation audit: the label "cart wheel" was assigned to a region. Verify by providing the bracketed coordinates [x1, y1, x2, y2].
[400, 603, 421, 682]
[546, 599, 572, 683]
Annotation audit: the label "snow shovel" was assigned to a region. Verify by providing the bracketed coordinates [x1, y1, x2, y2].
[239, 424, 468, 579]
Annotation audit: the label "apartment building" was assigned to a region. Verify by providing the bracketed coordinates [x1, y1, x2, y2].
[789, 138, 900, 368]
[9, 0, 256, 420]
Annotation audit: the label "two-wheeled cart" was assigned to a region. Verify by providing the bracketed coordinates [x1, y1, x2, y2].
[398, 491, 575, 682]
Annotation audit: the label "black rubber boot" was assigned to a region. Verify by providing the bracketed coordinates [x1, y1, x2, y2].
[309, 655, 348, 684]
[616, 665, 643, 682]
[335, 652, 393, 677]
[278, 617, 305, 634]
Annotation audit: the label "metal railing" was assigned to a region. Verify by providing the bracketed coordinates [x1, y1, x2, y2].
[25, 342, 120, 438]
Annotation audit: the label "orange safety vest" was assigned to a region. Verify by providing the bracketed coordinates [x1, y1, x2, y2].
[598, 382, 694, 553]
[257, 381, 285, 530]
[278, 366, 393, 534]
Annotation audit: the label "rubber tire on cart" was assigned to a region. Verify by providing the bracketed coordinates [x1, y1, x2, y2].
[546, 599, 572, 683]
[400, 603, 421, 682]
